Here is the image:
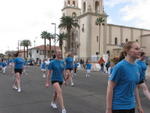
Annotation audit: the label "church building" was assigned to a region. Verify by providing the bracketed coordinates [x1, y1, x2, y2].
[61, 0, 150, 59]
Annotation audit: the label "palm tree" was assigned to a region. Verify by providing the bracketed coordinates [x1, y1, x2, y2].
[96, 16, 105, 55]
[41, 31, 48, 58]
[20, 40, 31, 58]
[57, 33, 67, 54]
[46, 33, 54, 57]
[58, 16, 79, 52]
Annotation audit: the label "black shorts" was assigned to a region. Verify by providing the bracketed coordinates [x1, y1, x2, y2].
[112, 108, 135, 113]
[65, 68, 73, 71]
[14, 69, 23, 74]
[51, 81, 63, 85]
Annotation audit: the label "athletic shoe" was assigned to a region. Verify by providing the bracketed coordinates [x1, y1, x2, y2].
[51, 102, 57, 109]
[43, 74, 46, 78]
[62, 109, 66, 113]
[71, 82, 74, 87]
[17, 88, 21, 93]
[12, 85, 18, 90]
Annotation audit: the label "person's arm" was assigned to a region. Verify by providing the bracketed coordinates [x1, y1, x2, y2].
[139, 82, 150, 100]
[45, 70, 52, 88]
[135, 87, 144, 113]
[105, 80, 116, 113]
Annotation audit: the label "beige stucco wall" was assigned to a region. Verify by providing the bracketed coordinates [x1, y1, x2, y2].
[62, 8, 80, 17]
[78, 16, 88, 58]
[141, 35, 150, 56]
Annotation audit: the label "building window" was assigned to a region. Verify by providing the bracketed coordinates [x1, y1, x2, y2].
[83, 2, 86, 13]
[95, 1, 99, 13]
[136, 39, 138, 42]
[68, 0, 70, 5]
[115, 37, 118, 45]
[97, 36, 99, 42]
[73, 1, 75, 6]
[72, 12, 76, 18]
[37, 50, 39, 53]
[125, 38, 128, 42]
[82, 24, 84, 32]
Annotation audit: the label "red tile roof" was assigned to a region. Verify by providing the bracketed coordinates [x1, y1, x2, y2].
[32, 45, 60, 51]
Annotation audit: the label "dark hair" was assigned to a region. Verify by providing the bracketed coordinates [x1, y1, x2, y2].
[14, 52, 19, 57]
[118, 51, 126, 62]
[52, 54, 56, 59]
[140, 52, 145, 57]
[111, 57, 119, 65]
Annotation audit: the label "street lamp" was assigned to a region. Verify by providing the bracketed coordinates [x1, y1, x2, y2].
[51, 23, 57, 53]
[51, 23, 56, 37]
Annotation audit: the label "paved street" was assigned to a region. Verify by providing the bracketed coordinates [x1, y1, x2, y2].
[0, 66, 150, 113]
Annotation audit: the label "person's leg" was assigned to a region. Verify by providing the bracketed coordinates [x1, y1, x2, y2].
[86, 70, 88, 77]
[15, 72, 21, 92]
[52, 91, 57, 103]
[69, 70, 74, 86]
[12, 74, 18, 89]
[53, 83, 66, 112]
[51, 91, 58, 109]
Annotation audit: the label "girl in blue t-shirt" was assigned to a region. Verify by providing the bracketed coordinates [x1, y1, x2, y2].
[64, 53, 74, 86]
[1, 59, 7, 73]
[136, 52, 150, 100]
[85, 59, 92, 78]
[45, 50, 66, 113]
[12, 52, 25, 93]
[40, 59, 47, 78]
[106, 41, 144, 113]
[73, 60, 79, 76]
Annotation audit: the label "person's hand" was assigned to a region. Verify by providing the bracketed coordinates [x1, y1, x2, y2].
[137, 106, 144, 113]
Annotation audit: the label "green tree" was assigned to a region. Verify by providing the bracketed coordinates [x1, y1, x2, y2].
[46, 33, 54, 57]
[58, 16, 79, 52]
[57, 33, 67, 54]
[41, 31, 48, 58]
[96, 16, 105, 55]
[20, 40, 31, 58]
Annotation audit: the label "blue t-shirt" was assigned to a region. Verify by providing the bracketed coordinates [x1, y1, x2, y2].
[14, 57, 25, 69]
[86, 63, 92, 70]
[109, 60, 141, 110]
[2, 62, 7, 67]
[136, 60, 147, 81]
[40, 62, 47, 69]
[48, 59, 65, 82]
[0, 62, 2, 67]
[74, 63, 79, 68]
[65, 57, 73, 69]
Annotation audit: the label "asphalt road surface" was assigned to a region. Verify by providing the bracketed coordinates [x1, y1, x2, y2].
[0, 66, 150, 113]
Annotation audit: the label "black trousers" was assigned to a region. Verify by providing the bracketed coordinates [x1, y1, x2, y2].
[112, 108, 135, 113]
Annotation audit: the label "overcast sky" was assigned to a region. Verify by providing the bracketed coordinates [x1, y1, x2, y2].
[0, 0, 150, 54]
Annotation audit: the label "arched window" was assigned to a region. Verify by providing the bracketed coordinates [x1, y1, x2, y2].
[68, 0, 70, 5]
[82, 24, 84, 32]
[73, 1, 75, 6]
[83, 2, 86, 13]
[72, 12, 77, 18]
[95, 1, 99, 13]
[125, 38, 128, 42]
[97, 36, 99, 42]
[115, 37, 118, 45]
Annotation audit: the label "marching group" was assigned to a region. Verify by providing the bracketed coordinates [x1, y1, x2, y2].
[0, 41, 150, 113]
